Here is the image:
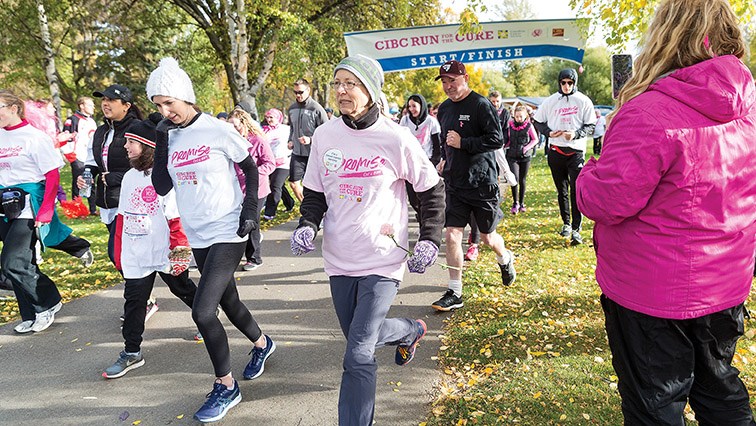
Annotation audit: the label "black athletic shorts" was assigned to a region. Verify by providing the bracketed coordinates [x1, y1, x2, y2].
[444, 184, 503, 234]
[289, 154, 309, 182]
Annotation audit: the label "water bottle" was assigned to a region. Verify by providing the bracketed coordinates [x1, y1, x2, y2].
[80, 168, 93, 198]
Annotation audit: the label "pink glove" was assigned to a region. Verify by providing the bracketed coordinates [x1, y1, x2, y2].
[407, 240, 438, 273]
[291, 227, 315, 256]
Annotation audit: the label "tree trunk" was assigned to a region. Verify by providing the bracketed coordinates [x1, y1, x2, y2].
[35, 0, 62, 128]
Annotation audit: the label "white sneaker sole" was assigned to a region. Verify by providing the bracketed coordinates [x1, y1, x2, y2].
[102, 358, 145, 379]
[194, 392, 242, 423]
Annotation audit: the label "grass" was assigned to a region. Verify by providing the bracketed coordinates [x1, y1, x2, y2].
[422, 151, 756, 425]
[0, 165, 300, 324]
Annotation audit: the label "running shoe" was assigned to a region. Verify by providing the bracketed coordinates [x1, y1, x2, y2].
[570, 230, 583, 246]
[14, 320, 34, 334]
[559, 224, 571, 237]
[431, 290, 464, 311]
[499, 250, 516, 286]
[102, 351, 145, 379]
[243, 334, 276, 380]
[145, 301, 159, 322]
[395, 319, 427, 366]
[31, 301, 62, 332]
[79, 249, 94, 267]
[193, 380, 242, 423]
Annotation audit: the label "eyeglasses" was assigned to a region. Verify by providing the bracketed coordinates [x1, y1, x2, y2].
[0, 104, 7, 109]
[293, 90, 305, 95]
[559, 80, 574, 87]
[330, 81, 363, 91]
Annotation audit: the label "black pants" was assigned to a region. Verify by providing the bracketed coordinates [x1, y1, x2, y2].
[70, 160, 97, 214]
[0, 219, 61, 321]
[49, 234, 90, 258]
[602, 295, 755, 425]
[264, 168, 295, 217]
[547, 149, 584, 231]
[193, 242, 262, 377]
[593, 136, 603, 156]
[122, 271, 197, 353]
[507, 157, 531, 206]
[245, 198, 265, 265]
[106, 219, 118, 268]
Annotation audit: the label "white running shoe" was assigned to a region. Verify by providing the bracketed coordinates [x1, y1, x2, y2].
[14, 320, 34, 334]
[31, 302, 62, 332]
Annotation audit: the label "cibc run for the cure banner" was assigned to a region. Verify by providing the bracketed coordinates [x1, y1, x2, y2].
[344, 19, 586, 73]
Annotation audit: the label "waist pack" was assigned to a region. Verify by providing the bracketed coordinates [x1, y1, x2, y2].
[0, 187, 28, 220]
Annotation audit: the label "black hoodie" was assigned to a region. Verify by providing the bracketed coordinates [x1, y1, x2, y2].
[403, 94, 442, 165]
[558, 68, 578, 96]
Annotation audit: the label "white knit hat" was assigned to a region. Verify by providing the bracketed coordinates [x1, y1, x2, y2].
[145, 57, 196, 104]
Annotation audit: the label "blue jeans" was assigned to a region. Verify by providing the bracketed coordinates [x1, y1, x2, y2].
[329, 275, 418, 426]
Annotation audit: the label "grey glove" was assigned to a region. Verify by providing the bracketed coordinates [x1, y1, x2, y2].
[406, 240, 438, 273]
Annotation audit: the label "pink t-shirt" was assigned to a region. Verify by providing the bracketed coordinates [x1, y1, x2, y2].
[304, 116, 440, 281]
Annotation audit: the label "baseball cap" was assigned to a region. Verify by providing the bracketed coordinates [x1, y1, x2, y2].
[435, 60, 467, 80]
[93, 84, 133, 103]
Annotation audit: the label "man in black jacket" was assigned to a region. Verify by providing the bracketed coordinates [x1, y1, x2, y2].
[432, 60, 516, 312]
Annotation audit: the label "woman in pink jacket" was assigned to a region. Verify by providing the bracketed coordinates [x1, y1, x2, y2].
[228, 108, 276, 271]
[576, 0, 756, 424]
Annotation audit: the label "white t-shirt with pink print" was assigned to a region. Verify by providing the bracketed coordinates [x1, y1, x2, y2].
[166, 114, 249, 248]
[304, 116, 440, 281]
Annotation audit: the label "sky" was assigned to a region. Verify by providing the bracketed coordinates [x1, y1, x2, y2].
[441, 0, 576, 20]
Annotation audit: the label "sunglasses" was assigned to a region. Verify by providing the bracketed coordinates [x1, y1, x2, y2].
[293, 90, 305, 95]
[560, 80, 574, 86]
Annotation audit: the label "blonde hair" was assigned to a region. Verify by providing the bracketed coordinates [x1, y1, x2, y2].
[228, 107, 264, 138]
[611, 0, 746, 121]
[0, 90, 25, 119]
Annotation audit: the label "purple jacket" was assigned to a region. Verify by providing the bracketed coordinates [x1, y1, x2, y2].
[235, 133, 276, 199]
[576, 55, 756, 320]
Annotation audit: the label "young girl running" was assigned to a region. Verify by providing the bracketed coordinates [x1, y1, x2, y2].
[147, 58, 275, 423]
[102, 116, 197, 379]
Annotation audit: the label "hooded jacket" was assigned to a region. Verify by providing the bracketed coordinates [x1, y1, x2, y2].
[576, 55, 756, 320]
[399, 94, 442, 165]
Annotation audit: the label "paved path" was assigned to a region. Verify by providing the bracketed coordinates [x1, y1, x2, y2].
[0, 219, 451, 425]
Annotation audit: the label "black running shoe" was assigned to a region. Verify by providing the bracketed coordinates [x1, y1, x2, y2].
[499, 250, 516, 286]
[431, 290, 464, 311]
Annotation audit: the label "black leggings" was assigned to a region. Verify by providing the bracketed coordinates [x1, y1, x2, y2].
[264, 168, 295, 217]
[507, 158, 531, 206]
[192, 242, 262, 377]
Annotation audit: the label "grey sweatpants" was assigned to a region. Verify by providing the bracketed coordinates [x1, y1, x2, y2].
[329, 275, 418, 426]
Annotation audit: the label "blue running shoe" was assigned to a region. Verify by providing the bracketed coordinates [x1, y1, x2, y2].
[243, 334, 276, 380]
[395, 319, 427, 366]
[193, 380, 241, 423]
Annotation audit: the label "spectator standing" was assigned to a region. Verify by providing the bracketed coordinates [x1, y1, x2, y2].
[62, 96, 98, 215]
[576, 0, 756, 423]
[432, 60, 516, 312]
[287, 78, 328, 202]
[533, 68, 596, 245]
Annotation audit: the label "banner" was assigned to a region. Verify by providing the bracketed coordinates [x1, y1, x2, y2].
[344, 19, 585, 73]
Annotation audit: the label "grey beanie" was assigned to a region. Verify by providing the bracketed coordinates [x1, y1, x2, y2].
[334, 55, 385, 111]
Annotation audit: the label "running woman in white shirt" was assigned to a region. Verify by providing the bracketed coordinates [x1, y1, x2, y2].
[146, 58, 275, 423]
[0, 91, 64, 333]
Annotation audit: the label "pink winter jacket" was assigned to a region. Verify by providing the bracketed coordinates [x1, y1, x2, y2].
[576, 55, 756, 320]
[235, 133, 276, 199]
